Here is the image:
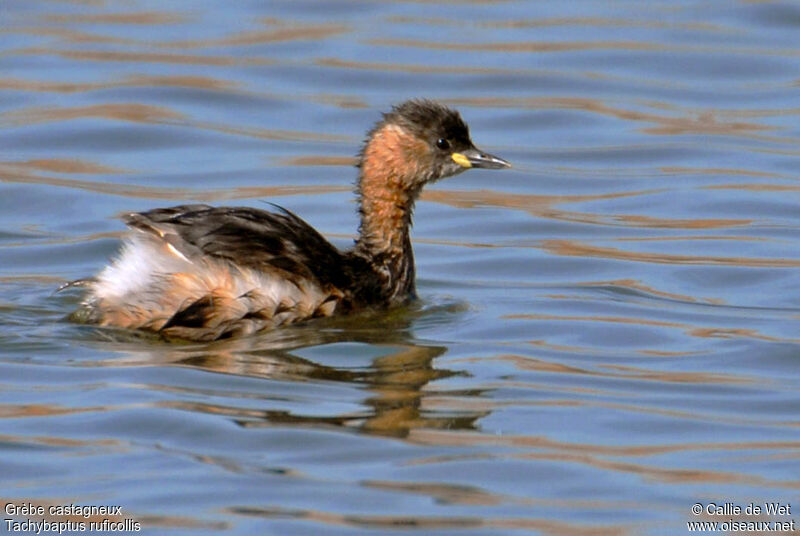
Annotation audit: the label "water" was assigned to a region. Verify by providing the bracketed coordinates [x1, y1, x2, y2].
[2, 1, 800, 534]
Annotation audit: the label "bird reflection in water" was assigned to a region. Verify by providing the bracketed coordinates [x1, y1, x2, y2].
[87, 303, 487, 439]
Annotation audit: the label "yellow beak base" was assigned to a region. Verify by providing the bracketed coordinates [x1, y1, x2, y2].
[451, 153, 472, 168]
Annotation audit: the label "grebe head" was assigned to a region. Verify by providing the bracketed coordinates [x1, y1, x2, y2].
[354, 100, 510, 267]
[358, 99, 510, 193]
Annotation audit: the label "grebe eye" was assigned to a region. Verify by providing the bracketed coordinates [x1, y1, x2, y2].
[436, 138, 450, 150]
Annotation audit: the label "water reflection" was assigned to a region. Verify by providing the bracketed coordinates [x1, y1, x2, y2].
[0, 74, 240, 93]
[447, 97, 776, 139]
[227, 504, 632, 535]
[16, 48, 275, 66]
[421, 187, 756, 229]
[86, 306, 484, 439]
[543, 239, 800, 267]
[0, 159, 347, 201]
[42, 11, 189, 25]
[161, 24, 350, 49]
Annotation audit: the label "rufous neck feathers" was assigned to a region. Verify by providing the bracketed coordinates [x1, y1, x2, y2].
[355, 123, 431, 257]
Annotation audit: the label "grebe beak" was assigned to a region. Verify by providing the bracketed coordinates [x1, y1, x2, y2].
[452, 147, 511, 170]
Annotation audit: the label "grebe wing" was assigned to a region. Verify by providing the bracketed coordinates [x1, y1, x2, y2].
[79, 204, 351, 340]
[124, 204, 347, 286]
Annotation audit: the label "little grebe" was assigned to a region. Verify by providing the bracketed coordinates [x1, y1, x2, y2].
[73, 99, 510, 340]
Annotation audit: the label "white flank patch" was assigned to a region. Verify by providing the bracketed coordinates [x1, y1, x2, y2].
[92, 236, 190, 300]
[90, 234, 329, 324]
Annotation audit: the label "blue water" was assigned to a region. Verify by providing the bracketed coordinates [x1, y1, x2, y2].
[2, 1, 800, 534]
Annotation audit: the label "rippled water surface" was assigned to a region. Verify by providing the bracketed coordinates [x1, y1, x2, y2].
[2, 1, 800, 534]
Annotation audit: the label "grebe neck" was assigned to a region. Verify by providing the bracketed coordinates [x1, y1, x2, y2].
[355, 183, 416, 256]
[353, 124, 427, 300]
[353, 185, 417, 302]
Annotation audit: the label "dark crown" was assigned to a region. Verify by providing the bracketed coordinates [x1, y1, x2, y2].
[383, 99, 471, 144]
